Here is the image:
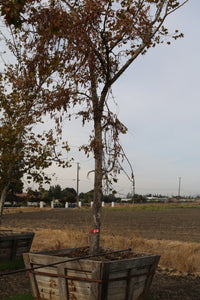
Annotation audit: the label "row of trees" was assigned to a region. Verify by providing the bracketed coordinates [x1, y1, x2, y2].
[7, 184, 155, 204]
[12, 185, 122, 204]
[7, 187, 199, 206]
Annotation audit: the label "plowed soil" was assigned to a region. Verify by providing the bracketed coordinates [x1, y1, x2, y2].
[2, 206, 200, 242]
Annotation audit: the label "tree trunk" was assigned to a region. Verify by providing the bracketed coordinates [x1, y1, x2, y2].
[88, 54, 104, 255]
[89, 115, 103, 255]
[0, 184, 10, 225]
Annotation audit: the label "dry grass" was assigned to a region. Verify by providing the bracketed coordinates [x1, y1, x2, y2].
[31, 228, 89, 251]
[2, 226, 198, 275]
[101, 233, 200, 274]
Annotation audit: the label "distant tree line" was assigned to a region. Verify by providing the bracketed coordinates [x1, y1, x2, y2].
[10, 183, 198, 206]
[6, 186, 198, 207]
[6, 184, 126, 205]
[36, 185, 122, 204]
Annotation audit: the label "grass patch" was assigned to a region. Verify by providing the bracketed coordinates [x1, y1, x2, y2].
[3, 293, 33, 300]
[0, 259, 25, 271]
[105, 203, 200, 211]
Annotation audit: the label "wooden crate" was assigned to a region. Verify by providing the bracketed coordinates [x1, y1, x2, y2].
[23, 248, 160, 300]
[0, 230, 34, 261]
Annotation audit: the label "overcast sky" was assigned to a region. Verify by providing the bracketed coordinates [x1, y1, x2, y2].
[1, 1, 199, 197]
[113, 0, 200, 197]
[45, 0, 200, 197]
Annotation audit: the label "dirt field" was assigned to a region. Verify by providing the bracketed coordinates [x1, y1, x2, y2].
[2, 206, 200, 243]
[1, 205, 200, 299]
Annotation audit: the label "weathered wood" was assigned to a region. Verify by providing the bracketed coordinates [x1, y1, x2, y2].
[126, 269, 132, 300]
[57, 265, 68, 300]
[23, 253, 40, 298]
[0, 230, 34, 261]
[35, 277, 59, 288]
[37, 291, 60, 300]
[28, 253, 99, 272]
[11, 239, 18, 260]
[0, 248, 12, 257]
[100, 262, 110, 300]
[108, 255, 158, 272]
[16, 246, 33, 255]
[38, 286, 60, 296]
[129, 280, 146, 300]
[0, 230, 34, 239]
[139, 254, 160, 300]
[0, 240, 12, 248]
[24, 248, 160, 300]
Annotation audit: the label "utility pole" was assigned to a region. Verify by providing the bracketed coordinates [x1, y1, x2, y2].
[76, 162, 80, 207]
[132, 174, 135, 204]
[178, 177, 181, 201]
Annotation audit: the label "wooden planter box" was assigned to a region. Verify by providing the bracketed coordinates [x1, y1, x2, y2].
[23, 248, 160, 300]
[0, 230, 34, 261]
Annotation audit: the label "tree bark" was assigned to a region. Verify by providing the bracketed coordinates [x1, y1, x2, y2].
[88, 54, 104, 255]
[89, 113, 103, 255]
[0, 184, 10, 225]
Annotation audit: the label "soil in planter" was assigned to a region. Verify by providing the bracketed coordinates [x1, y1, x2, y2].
[53, 246, 149, 261]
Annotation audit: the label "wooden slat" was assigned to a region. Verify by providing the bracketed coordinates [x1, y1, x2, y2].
[106, 291, 127, 300]
[0, 241, 12, 248]
[16, 240, 31, 247]
[32, 266, 58, 274]
[34, 272, 59, 284]
[10, 239, 17, 260]
[0, 249, 12, 256]
[67, 269, 93, 279]
[38, 285, 60, 296]
[67, 278, 92, 289]
[130, 280, 147, 300]
[0, 231, 34, 241]
[109, 255, 158, 272]
[57, 265, 68, 300]
[28, 252, 101, 272]
[63, 260, 100, 272]
[68, 280, 91, 295]
[108, 270, 127, 279]
[16, 246, 32, 254]
[140, 254, 160, 299]
[28, 253, 70, 266]
[0, 254, 12, 260]
[23, 253, 40, 298]
[108, 280, 127, 292]
[35, 277, 59, 289]
[66, 291, 93, 300]
[37, 290, 60, 300]
[130, 267, 150, 281]
[99, 262, 110, 300]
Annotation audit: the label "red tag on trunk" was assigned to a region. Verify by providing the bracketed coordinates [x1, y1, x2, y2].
[90, 229, 99, 233]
